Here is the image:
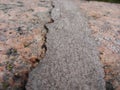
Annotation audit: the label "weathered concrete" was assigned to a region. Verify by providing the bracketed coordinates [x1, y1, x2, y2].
[26, 0, 105, 90]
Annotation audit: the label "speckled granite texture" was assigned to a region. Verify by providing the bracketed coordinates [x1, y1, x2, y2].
[0, 0, 52, 89]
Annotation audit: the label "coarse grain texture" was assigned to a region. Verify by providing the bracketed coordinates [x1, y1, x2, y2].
[80, 1, 120, 89]
[26, 0, 105, 90]
[0, 0, 52, 89]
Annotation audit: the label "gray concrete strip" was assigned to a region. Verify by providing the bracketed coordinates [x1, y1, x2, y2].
[26, 0, 105, 90]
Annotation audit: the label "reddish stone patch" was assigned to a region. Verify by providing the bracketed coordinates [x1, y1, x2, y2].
[80, 1, 120, 89]
[0, 0, 52, 89]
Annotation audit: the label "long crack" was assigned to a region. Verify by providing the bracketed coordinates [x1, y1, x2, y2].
[26, 0, 106, 90]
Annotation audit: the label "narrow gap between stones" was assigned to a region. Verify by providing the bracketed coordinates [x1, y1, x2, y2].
[24, 1, 55, 90]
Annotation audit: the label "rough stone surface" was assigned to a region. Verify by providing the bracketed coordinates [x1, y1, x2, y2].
[0, 0, 52, 89]
[26, 0, 105, 90]
[80, 1, 120, 89]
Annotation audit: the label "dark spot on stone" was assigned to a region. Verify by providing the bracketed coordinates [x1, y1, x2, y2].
[4, 30, 7, 32]
[17, 1, 24, 7]
[13, 73, 21, 82]
[100, 52, 103, 55]
[9, 32, 12, 34]
[117, 31, 120, 34]
[6, 48, 18, 56]
[12, 87, 26, 90]
[27, 9, 34, 12]
[41, 44, 47, 51]
[35, 58, 40, 63]
[17, 27, 21, 31]
[5, 61, 14, 71]
[17, 27, 23, 35]
[106, 81, 114, 90]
